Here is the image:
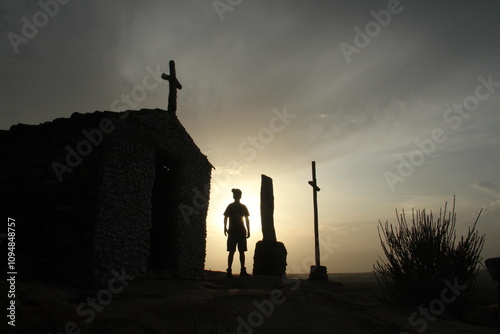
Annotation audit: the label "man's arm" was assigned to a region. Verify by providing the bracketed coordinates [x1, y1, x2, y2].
[245, 216, 250, 238]
[224, 216, 228, 236]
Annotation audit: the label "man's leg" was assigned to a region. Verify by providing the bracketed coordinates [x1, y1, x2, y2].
[239, 251, 245, 269]
[228, 251, 235, 269]
[239, 251, 250, 276]
[227, 251, 235, 278]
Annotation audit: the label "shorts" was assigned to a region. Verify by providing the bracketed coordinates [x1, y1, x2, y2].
[227, 229, 247, 252]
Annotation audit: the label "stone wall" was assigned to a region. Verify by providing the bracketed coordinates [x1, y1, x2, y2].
[0, 109, 212, 286]
[93, 109, 212, 283]
[0, 112, 105, 286]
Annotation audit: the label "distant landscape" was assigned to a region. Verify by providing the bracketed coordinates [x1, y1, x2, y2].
[294, 270, 498, 306]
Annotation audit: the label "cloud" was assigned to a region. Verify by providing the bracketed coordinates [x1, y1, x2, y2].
[470, 181, 499, 196]
[212, 163, 250, 177]
[470, 181, 500, 218]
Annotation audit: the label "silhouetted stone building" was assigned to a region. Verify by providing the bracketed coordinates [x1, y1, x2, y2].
[0, 109, 212, 286]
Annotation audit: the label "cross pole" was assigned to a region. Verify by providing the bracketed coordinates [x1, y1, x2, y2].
[161, 60, 182, 113]
[308, 161, 321, 268]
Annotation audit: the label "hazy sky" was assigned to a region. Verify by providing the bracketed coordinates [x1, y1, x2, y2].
[2, 0, 499, 272]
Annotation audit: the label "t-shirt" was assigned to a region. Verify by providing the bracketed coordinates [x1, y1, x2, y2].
[224, 202, 249, 232]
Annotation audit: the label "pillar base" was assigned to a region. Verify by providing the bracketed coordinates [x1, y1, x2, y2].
[309, 265, 328, 281]
[253, 240, 287, 278]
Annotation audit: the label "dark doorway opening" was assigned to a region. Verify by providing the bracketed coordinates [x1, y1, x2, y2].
[149, 151, 180, 270]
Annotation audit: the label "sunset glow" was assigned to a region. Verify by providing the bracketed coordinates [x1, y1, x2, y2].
[2, 0, 499, 274]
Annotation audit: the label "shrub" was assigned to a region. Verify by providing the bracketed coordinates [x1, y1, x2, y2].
[373, 197, 485, 306]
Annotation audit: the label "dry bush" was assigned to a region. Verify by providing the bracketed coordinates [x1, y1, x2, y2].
[374, 198, 485, 306]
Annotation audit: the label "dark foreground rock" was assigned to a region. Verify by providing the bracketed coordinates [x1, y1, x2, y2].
[2, 271, 499, 334]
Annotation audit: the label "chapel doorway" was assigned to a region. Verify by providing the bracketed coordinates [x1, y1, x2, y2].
[148, 151, 180, 270]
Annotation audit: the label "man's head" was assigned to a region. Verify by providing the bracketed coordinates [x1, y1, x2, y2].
[232, 188, 242, 201]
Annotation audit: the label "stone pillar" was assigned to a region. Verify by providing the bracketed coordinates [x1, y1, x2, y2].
[261, 175, 276, 242]
[253, 175, 287, 277]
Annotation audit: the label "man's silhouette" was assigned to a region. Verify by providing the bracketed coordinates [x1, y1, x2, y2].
[224, 188, 250, 278]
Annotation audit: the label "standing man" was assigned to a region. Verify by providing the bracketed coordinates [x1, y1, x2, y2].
[224, 188, 250, 278]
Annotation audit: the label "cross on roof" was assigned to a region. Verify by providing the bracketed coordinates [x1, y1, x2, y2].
[161, 60, 182, 113]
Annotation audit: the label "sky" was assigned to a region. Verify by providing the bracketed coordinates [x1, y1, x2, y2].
[1, 0, 499, 273]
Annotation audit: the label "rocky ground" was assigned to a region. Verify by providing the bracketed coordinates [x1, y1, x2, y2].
[1, 270, 499, 334]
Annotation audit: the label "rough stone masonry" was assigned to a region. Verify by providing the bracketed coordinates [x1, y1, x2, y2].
[0, 109, 212, 286]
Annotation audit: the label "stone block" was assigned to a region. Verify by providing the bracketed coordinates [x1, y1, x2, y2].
[309, 265, 328, 282]
[253, 240, 287, 278]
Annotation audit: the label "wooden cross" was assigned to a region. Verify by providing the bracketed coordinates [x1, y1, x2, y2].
[161, 60, 182, 113]
[308, 161, 321, 268]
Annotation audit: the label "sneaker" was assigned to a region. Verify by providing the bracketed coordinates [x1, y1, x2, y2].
[240, 267, 250, 277]
[226, 268, 233, 278]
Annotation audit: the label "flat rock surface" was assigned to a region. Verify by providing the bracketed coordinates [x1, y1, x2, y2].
[2, 271, 498, 334]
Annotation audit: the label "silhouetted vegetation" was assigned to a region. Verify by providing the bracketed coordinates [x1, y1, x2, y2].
[374, 198, 485, 306]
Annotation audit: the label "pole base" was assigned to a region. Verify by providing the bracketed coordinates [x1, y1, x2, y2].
[308, 265, 328, 281]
